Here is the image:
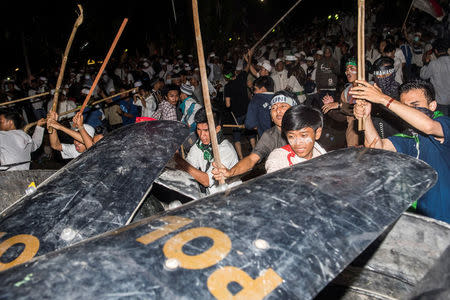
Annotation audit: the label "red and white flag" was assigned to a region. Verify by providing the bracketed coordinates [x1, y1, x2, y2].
[413, 0, 445, 21]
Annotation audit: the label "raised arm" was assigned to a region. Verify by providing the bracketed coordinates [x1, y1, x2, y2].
[350, 80, 444, 138]
[73, 112, 94, 149]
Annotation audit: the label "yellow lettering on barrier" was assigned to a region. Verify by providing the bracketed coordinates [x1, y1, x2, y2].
[163, 227, 231, 270]
[207, 266, 283, 300]
[136, 216, 193, 245]
[0, 234, 40, 272]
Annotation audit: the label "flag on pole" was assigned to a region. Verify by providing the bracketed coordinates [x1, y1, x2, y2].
[413, 0, 445, 21]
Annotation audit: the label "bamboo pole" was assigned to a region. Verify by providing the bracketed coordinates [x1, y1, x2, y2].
[23, 88, 136, 133]
[402, 0, 415, 32]
[192, 0, 225, 185]
[223, 124, 245, 129]
[0, 92, 49, 107]
[357, 0, 366, 131]
[51, 5, 83, 113]
[79, 18, 128, 114]
[48, 5, 84, 134]
[250, 0, 303, 52]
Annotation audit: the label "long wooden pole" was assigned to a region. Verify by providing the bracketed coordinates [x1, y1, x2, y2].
[357, 0, 366, 131]
[48, 5, 84, 134]
[51, 5, 83, 113]
[192, 0, 225, 185]
[250, 0, 303, 52]
[23, 88, 136, 133]
[402, 0, 415, 32]
[79, 18, 128, 114]
[0, 92, 49, 107]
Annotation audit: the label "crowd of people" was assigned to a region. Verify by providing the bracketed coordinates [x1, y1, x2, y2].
[1, 8, 449, 223]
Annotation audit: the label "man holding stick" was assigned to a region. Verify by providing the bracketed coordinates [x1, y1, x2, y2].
[174, 108, 239, 195]
[351, 79, 450, 223]
[212, 91, 298, 181]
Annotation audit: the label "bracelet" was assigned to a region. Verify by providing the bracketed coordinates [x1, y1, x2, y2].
[386, 98, 395, 109]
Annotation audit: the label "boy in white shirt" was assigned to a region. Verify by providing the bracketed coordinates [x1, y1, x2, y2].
[266, 105, 326, 173]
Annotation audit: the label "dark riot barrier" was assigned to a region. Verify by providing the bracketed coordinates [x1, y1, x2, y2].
[0, 121, 190, 264]
[0, 148, 437, 299]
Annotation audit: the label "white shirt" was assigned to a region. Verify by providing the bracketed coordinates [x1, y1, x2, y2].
[186, 139, 240, 195]
[0, 127, 44, 171]
[286, 76, 306, 103]
[265, 142, 327, 173]
[28, 89, 44, 110]
[47, 100, 77, 119]
[134, 95, 158, 118]
[271, 69, 289, 92]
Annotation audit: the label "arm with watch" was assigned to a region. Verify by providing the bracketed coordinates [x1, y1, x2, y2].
[351, 80, 444, 150]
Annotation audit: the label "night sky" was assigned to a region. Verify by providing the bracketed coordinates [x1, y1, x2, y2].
[1, 0, 406, 78]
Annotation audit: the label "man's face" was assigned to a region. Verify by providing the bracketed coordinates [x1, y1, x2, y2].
[172, 78, 181, 86]
[324, 48, 332, 57]
[306, 60, 314, 67]
[196, 123, 221, 145]
[190, 78, 198, 86]
[270, 102, 291, 127]
[275, 62, 284, 72]
[400, 89, 435, 111]
[345, 65, 357, 83]
[286, 127, 322, 160]
[259, 68, 269, 76]
[166, 90, 180, 106]
[0, 115, 12, 131]
[74, 139, 87, 153]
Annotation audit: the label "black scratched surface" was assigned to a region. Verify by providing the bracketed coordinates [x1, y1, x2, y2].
[409, 245, 450, 300]
[0, 148, 437, 299]
[0, 170, 55, 212]
[0, 121, 189, 258]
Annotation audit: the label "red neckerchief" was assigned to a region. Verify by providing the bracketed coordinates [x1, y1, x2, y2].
[281, 144, 296, 166]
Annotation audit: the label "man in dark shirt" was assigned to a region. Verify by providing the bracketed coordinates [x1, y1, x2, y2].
[245, 76, 275, 137]
[213, 90, 298, 180]
[224, 65, 254, 159]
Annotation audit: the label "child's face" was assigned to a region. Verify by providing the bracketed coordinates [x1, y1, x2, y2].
[286, 127, 322, 160]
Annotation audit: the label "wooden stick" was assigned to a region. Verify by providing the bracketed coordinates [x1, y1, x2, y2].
[402, 0, 415, 32]
[48, 5, 83, 134]
[79, 18, 128, 114]
[51, 5, 83, 113]
[23, 88, 136, 133]
[250, 0, 303, 52]
[0, 92, 49, 107]
[223, 124, 245, 129]
[357, 0, 366, 131]
[192, 0, 225, 185]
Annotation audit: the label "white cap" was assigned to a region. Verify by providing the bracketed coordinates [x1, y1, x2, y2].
[81, 88, 90, 95]
[78, 124, 95, 138]
[316, 50, 324, 55]
[274, 58, 283, 65]
[134, 81, 143, 87]
[306, 56, 314, 61]
[285, 55, 297, 61]
[261, 62, 272, 72]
